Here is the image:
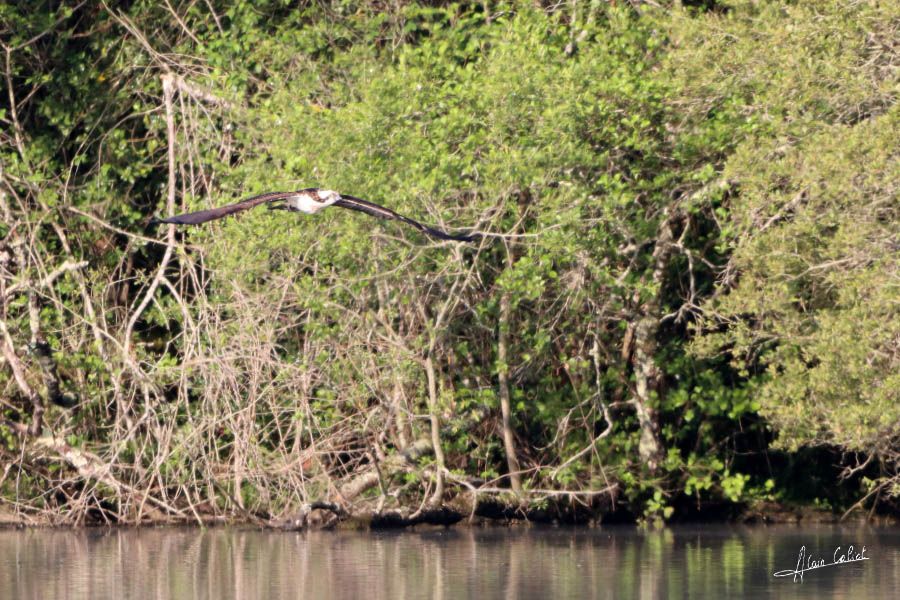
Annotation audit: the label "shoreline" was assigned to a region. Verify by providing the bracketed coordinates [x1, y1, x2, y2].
[2, 500, 896, 530]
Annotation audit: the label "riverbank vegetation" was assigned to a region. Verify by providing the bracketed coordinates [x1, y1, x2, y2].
[1, 0, 897, 527]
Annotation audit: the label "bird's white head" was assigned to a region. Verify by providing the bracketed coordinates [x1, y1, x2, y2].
[316, 189, 342, 205]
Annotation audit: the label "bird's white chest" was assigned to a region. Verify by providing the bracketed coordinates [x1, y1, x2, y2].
[287, 191, 340, 214]
[288, 194, 326, 214]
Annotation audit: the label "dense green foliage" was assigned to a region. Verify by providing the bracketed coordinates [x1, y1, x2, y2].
[1, 1, 897, 524]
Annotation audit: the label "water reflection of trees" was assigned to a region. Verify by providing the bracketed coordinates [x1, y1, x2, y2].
[0, 527, 894, 599]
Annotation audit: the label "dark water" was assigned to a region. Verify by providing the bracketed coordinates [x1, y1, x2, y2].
[1, 525, 898, 599]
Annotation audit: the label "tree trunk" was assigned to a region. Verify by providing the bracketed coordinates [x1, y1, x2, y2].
[627, 210, 678, 472]
[424, 354, 446, 505]
[497, 247, 523, 495]
[631, 317, 663, 472]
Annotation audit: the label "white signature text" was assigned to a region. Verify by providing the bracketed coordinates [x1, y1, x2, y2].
[774, 545, 869, 582]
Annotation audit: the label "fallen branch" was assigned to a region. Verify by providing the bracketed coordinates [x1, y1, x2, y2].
[31, 436, 187, 518]
[274, 482, 619, 531]
[338, 437, 433, 503]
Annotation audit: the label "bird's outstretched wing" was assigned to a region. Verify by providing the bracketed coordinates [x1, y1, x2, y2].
[153, 191, 297, 225]
[335, 195, 480, 242]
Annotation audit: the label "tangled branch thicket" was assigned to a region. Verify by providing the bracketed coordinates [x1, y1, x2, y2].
[1, 1, 898, 526]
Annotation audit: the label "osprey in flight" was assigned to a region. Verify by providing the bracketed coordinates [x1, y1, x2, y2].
[154, 189, 480, 242]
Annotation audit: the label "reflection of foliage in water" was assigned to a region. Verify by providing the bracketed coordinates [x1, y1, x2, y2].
[2, 527, 896, 598]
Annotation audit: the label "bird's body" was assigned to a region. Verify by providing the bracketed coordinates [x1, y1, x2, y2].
[270, 188, 341, 215]
[283, 189, 342, 214]
[155, 188, 479, 242]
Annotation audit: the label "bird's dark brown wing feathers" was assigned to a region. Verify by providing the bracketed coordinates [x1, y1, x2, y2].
[155, 189, 480, 242]
[335, 195, 479, 242]
[155, 191, 298, 225]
